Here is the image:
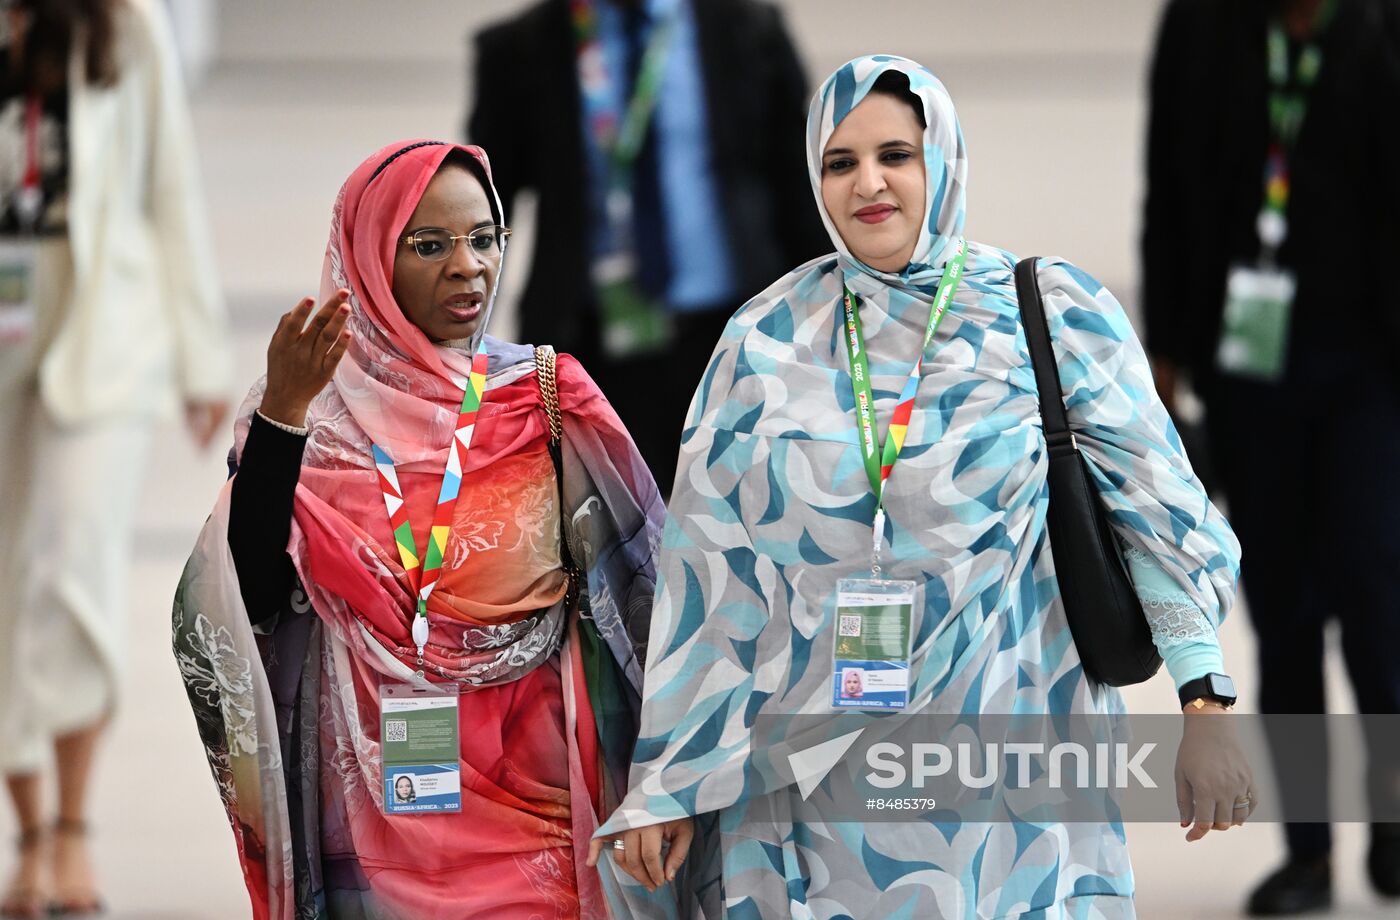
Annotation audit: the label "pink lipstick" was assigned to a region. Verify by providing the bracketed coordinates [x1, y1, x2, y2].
[854, 204, 897, 224]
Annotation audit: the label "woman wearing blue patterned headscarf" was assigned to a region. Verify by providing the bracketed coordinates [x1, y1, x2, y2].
[589, 55, 1251, 918]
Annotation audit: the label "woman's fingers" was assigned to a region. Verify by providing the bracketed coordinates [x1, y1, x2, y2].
[1213, 797, 1233, 831]
[303, 295, 346, 354]
[589, 823, 690, 888]
[1176, 772, 1192, 828]
[323, 328, 352, 373]
[1232, 784, 1257, 826]
[1232, 795, 1249, 827]
[274, 292, 352, 369]
[1187, 793, 1215, 841]
[662, 820, 694, 882]
[273, 297, 315, 347]
[616, 828, 652, 884]
[585, 835, 611, 868]
[318, 303, 351, 354]
[641, 826, 665, 890]
[619, 829, 649, 888]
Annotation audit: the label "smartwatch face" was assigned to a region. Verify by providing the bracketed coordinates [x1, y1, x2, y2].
[1207, 673, 1237, 703]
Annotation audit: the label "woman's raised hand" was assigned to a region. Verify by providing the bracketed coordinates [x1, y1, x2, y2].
[260, 290, 353, 428]
[586, 817, 695, 892]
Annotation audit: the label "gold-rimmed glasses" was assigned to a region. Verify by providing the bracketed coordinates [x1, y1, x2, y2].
[400, 225, 512, 263]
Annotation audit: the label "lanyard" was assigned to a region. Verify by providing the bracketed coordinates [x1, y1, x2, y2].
[571, 0, 678, 177]
[372, 343, 490, 667]
[1257, 0, 1335, 256]
[841, 239, 967, 576]
[22, 96, 40, 189]
[13, 96, 43, 231]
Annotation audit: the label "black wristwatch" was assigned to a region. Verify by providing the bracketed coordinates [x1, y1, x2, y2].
[1177, 672, 1238, 710]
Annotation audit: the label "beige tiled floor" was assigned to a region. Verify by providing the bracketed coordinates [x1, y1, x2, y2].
[2, 2, 1396, 916]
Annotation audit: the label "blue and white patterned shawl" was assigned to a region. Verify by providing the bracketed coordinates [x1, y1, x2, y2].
[597, 56, 1241, 919]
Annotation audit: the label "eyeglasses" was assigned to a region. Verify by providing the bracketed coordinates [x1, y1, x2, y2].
[399, 225, 512, 263]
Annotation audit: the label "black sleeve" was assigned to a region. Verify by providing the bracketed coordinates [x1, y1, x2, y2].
[466, 23, 525, 220]
[758, 5, 830, 267]
[228, 413, 306, 626]
[1140, 0, 1193, 365]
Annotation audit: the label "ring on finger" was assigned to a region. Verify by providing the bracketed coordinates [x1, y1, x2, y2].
[612, 839, 627, 851]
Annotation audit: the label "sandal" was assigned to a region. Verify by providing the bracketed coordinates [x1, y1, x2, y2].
[0, 827, 48, 920]
[46, 821, 102, 919]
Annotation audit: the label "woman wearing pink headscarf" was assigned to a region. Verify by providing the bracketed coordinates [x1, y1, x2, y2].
[173, 140, 667, 918]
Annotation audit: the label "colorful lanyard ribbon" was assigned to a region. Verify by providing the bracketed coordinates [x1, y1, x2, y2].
[841, 239, 967, 574]
[373, 343, 490, 664]
[571, 0, 679, 178]
[1258, 0, 1336, 257]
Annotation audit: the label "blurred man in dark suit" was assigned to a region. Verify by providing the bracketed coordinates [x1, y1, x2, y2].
[468, 0, 828, 495]
[1143, 0, 1400, 914]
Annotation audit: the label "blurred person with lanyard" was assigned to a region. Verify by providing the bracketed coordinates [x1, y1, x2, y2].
[586, 56, 1252, 917]
[1143, 0, 1400, 913]
[0, 1, 229, 916]
[173, 140, 678, 918]
[467, 0, 828, 495]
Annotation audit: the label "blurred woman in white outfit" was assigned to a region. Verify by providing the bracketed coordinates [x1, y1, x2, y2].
[0, 1, 229, 914]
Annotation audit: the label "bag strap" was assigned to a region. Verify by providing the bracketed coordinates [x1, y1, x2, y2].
[535, 344, 564, 447]
[535, 345, 583, 595]
[1013, 257, 1076, 454]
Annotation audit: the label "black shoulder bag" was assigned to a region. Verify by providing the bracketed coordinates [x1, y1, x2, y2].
[1013, 258, 1162, 687]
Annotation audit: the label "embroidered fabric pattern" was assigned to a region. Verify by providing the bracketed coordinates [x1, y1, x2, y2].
[1124, 545, 1216, 647]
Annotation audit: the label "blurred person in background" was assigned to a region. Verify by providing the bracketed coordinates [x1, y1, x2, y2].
[0, 0, 229, 916]
[174, 140, 674, 918]
[467, 0, 828, 495]
[1143, 0, 1400, 914]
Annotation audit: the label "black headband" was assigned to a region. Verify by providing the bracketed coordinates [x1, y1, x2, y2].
[367, 141, 449, 184]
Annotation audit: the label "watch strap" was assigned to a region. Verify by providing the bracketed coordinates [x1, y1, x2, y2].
[1178, 672, 1237, 709]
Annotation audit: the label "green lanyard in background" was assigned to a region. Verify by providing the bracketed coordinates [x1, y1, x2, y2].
[1258, 0, 1336, 256]
[573, 0, 680, 183]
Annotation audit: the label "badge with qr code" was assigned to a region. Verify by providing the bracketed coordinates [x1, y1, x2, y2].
[0, 240, 38, 346]
[832, 578, 916, 711]
[1217, 263, 1295, 382]
[379, 682, 461, 814]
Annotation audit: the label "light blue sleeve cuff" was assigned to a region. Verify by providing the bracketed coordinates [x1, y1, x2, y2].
[1121, 543, 1226, 691]
[1161, 640, 1226, 691]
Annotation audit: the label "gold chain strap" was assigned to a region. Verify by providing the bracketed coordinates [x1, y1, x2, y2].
[534, 345, 562, 444]
[535, 345, 584, 616]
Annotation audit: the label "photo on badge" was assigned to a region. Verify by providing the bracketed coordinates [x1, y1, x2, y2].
[832, 578, 916, 711]
[383, 764, 463, 814]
